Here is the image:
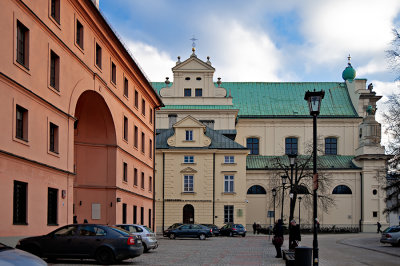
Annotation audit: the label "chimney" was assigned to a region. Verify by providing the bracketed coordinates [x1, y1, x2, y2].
[93, 0, 99, 9]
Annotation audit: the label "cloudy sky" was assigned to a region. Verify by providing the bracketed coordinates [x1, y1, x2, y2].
[99, 0, 400, 121]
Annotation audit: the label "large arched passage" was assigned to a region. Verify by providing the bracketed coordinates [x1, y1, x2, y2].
[183, 204, 194, 224]
[73, 91, 117, 224]
[246, 184, 268, 227]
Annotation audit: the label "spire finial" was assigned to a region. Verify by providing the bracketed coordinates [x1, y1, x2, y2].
[348, 54, 351, 65]
[190, 35, 198, 56]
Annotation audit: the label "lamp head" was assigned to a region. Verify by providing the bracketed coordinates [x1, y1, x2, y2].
[281, 175, 288, 185]
[304, 90, 325, 115]
[272, 188, 277, 196]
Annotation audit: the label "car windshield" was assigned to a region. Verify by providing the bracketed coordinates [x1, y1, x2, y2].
[235, 224, 244, 228]
[109, 226, 130, 236]
[143, 226, 153, 233]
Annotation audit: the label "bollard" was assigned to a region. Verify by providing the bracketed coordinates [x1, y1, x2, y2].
[295, 246, 312, 266]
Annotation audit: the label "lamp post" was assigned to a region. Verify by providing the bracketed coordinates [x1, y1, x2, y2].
[304, 90, 325, 266]
[298, 196, 302, 227]
[272, 188, 277, 224]
[281, 175, 288, 221]
[288, 153, 297, 250]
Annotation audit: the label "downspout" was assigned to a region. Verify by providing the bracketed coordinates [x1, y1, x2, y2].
[162, 152, 165, 233]
[213, 152, 216, 224]
[360, 172, 363, 232]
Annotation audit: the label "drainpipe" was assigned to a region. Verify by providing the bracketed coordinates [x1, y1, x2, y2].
[360, 172, 363, 232]
[162, 152, 165, 233]
[213, 153, 216, 225]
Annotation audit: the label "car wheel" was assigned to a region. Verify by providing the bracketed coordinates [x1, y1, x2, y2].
[199, 234, 206, 240]
[95, 247, 115, 265]
[242, 233, 246, 237]
[169, 233, 176, 239]
[229, 232, 233, 237]
[143, 243, 149, 253]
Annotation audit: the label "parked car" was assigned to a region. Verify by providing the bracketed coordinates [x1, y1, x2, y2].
[16, 224, 143, 264]
[201, 224, 220, 236]
[165, 224, 213, 240]
[0, 242, 46, 266]
[219, 224, 246, 237]
[163, 223, 183, 236]
[115, 224, 158, 252]
[380, 225, 400, 246]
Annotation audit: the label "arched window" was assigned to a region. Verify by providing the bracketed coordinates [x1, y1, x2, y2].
[246, 138, 259, 155]
[247, 185, 266, 194]
[325, 137, 337, 155]
[332, 185, 352, 194]
[294, 185, 309, 194]
[285, 137, 298, 155]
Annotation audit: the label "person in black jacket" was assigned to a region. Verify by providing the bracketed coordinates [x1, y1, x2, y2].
[272, 219, 284, 258]
[289, 219, 301, 250]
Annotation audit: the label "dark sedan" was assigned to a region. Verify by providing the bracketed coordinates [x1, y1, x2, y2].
[201, 224, 220, 236]
[163, 223, 183, 236]
[219, 224, 246, 237]
[165, 224, 212, 240]
[16, 224, 143, 264]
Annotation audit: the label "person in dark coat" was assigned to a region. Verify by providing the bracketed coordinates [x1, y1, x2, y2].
[377, 222, 382, 233]
[289, 220, 301, 250]
[253, 222, 257, 234]
[272, 219, 284, 258]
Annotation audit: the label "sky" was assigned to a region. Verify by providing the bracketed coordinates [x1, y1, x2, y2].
[98, 0, 400, 142]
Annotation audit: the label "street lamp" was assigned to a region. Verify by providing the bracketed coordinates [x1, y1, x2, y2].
[288, 153, 297, 250]
[298, 196, 302, 227]
[281, 175, 288, 221]
[272, 188, 277, 224]
[304, 89, 324, 266]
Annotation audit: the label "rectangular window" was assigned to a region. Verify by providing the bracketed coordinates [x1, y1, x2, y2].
[16, 105, 28, 141]
[124, 77, 129, 97]
[141, 172, 145, 189]
[49, 122, 59, 153]
[184, 88, 191, 97]
[76, 19, 83, 49]
[325, 138, 337, 155]
[224, 205, 234, 223]
[246, 138, 259, 155]
[184, 175, 194, 192]
[50, 50, 60, 91]
[140, 207, 144, 225]
[141, 132, 145, 153]
[142, 99, 146, 116]
[47, 187, 58, 225]
[195, 88, 202, 97]
[122, 203, 127, 224]
[224, 156, 234, 164]
[184, 155, 194, 163]
[373, 211, 378, 218]
[168, 114, 177, 128]
[148, 209, 152, 228]
[134, 168, 138, 186]
[150, 108, 153, 124]
[50, 0, 60, 23]
[185, 130, 193, 141]
[95, 43, 102, 68]
[134, 126, 138, 148]
[123, 162, 127, 182]
[111, 62, 116, 84]
[123, 116, 128, 141]
[149, 139, 152, 159]
[13, 180, 27, 225]
[16, 21, 29, 68]
[133, 205, 137, 224]
[285, 138, 298, 155]
[135, 90, 139, 108]
[149, 176, 152, 192]
[224, 175, 234, 192]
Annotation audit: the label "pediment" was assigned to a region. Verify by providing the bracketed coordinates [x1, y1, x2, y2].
[180, 167, 197, 173]
[173, 115, 206, 129]
[172, 56, 215, 72]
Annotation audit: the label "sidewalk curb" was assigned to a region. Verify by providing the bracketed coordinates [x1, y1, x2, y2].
[337, 239, 400, 258]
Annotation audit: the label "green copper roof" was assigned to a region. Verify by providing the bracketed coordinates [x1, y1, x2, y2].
[342, 64, 356, 81]
[163, 105, 237, 110]
[246, 155, 361, 170]
[152, 82, 359, 118]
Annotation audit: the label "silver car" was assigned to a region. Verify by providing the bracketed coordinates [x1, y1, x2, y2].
[0, 243, 46, 266]
[116, 224, 158, 252]
[380, 225, 400, 246]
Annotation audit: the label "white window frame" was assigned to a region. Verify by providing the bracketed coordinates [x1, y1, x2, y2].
[184, 175, 194, 192]
[224, 175, 234, 192]
[224, 156, 234, 164]
[186, 130, 193, 141]
[184, 155, 194, 163]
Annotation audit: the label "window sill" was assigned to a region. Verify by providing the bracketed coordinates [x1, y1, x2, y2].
[183, 140, 194, 142]
[48, 223, 59, 226]
[222, 192, 236, 195]
[182, 163, 196, 165]
[13, 136, 29, 147]
[181, 192, 196, 195]
[48, 15, 61, 29]
[14, 61, 30, 75]
[48, 84, 61, 95]
[95, 63, 102, 73]
[222, 163, 237, 165]
[48, 150, 60, 158]
[122, 180, 128, 184]
[13, 222, 28, 226]
[74, 41, 85, 54]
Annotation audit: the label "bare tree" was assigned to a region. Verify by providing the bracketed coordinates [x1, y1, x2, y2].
[386, 28, 400, 81]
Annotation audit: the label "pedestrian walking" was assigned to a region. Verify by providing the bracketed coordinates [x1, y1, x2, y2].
[377, 222, 382, 233]
[253, 222, 257, 234]
[272, 219, 284, 258]
[289, 219, 301, 250]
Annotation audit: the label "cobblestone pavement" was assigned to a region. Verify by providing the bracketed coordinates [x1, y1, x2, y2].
[39, 233, 399, 265]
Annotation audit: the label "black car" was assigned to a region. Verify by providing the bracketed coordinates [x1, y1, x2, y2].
[201, 224, 220, 236]
[220, 224, 246, 237]
[16, 224, 143, 264]
[165, 224, 213, 240]
[163, 223, 183, 236]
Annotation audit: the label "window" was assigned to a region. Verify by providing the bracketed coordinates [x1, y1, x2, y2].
[224, 175, 234, 192]
[183, 175, 194, 192]
[141, 172, 145, 189]
[246, 138, 259, 155]
[150, 108, 153, 124]
[185, 130, 193, 141]
[123, 162, 127, 182]
[124, 78, 128, 97]
[49, 122, 59, 153]
[133, 205, 137, 224]
[123, 116, 128, 141]
[149, 139, 152, 159]
[247, 185, 266, 194]
[134, 168, 138, 186]
[50, 0, 60, 23]
[95, 43, 102, 68]
[285, 138, 298, 155]
[148, 209, 152, 228]
[142, 99, 146, 116]
[196, 77, 201, 81]
[79, 225, 106, 236]
[195, 88, 202, 97]
[184, 155, 194, 163]
[224, 205, 234, 223]
[168, 114, 177, 128]
[141, 132, 145, 153]
[76, 19, 83, 49]
[185, 77, 190, 80]
[184, 88, 191, 97]
[111, 62, 116, 84]
[50, 50, 60, 91]
[13, 180, 27, 224]
[325, 138, 337, 155]
[122, 203, 127, 224]
[16, 105, 28, 141]
[149, 176, 152, 192]
[373, 211, 378, 218]
[16, 21, 29, 68]
[140, 207, 144, 225]
[134, 126, 138, 148]
[332, 185, 352, 194]
[47, 187, 58, 225]
[54, 225, 77, 236]
[224, 156, 234, 164]
[134, 90, 139, 108]
[200, 120, 214, 129]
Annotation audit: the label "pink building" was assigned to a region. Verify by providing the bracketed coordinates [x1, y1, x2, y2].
[0, 0, 162, 237]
